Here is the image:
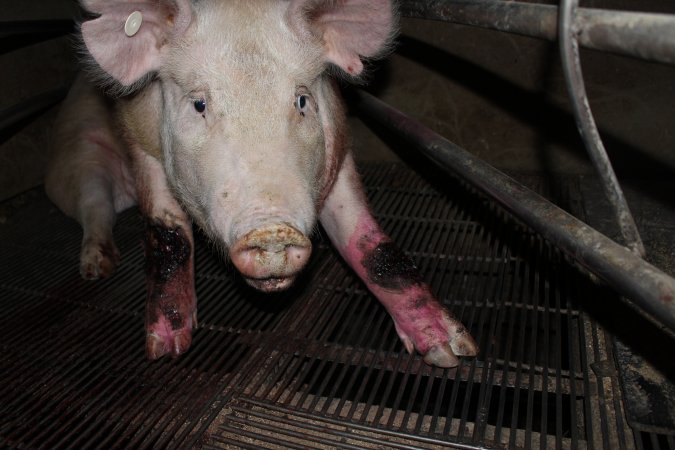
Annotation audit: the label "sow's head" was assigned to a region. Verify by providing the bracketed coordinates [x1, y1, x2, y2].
[78, 0, 397, 291]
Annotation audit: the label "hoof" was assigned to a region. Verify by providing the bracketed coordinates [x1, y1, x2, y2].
[449, 327, 480, 357]
[146, 332, 192, 360]
[421, 333, 479, 368]
[80, 239, 120, 280]
[423, 344, 460, 368]
[391, 292, 479, 368]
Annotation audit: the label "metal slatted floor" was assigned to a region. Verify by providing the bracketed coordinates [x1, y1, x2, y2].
[0, 163, 672, 449]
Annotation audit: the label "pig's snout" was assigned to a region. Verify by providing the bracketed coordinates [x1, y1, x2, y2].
[230, 223, 311, 292]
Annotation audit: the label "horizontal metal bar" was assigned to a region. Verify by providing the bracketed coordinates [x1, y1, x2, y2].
[354, 90, 675, 333]
[399, 0, 675, 65]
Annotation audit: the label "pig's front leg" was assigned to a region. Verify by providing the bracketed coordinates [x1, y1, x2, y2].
[320, 156, 479, 367]
[134, 151, 197, 360]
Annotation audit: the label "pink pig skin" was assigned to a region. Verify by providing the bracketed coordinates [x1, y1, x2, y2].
[45, 74, 136, 280]
[46, 0, 478, 366]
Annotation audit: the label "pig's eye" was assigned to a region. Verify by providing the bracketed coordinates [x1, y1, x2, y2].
[295, 94, 309, 116]
[193, 99, 206, 114]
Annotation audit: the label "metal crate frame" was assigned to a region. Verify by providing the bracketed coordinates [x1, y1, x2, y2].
[361, 0, 675, 333]
[1, 1, 674, 449]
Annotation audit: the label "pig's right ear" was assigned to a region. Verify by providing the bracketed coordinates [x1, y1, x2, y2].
[80, 0, 192, 89]
[288, 0, 398, 78]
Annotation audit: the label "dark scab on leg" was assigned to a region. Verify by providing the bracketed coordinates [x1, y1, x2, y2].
[361, 241, 423, 291]
[144, 220, 192, 331]
[161, 302, 184, 330]
[145, 220, 191, 284]
[412, 294, 431, 309]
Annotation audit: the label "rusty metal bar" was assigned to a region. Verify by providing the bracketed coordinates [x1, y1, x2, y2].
[399, 0, 675, 65]
[558, 0, 645, 257]
[354, 90, 675, 333]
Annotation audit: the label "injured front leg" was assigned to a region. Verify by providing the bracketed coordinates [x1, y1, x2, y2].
[320, 155, 479, 368]
[144, 218, 196, 359]
[134, 150, 197, 360]
[347, 216, 478, 367]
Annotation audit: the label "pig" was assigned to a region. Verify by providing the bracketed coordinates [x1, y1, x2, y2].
[45, 0, 478, 367]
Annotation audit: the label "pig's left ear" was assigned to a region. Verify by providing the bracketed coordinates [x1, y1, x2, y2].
[80, 0, 192, 90]
[288, 0, 398, 77]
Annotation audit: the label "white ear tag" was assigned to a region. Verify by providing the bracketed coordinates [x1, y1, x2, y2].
[124, 11, 143, 37]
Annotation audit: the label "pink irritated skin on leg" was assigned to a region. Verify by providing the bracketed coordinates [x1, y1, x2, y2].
[341, 212, 476, 360]
[144, 220, 197, 360]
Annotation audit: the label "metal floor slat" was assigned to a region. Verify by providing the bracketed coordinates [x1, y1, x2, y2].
[0, 162, 672, 449]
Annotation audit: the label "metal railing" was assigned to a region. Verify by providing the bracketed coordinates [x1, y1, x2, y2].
[398, 0, 675, 64]
[558, 0, 644, 256]
[355, 0, 675, 333]
[355, 91, 675, 332]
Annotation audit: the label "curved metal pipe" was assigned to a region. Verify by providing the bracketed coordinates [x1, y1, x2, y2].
[558, 0, 645, 257]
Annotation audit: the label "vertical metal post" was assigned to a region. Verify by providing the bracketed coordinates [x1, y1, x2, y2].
[558, 0, 646, 257]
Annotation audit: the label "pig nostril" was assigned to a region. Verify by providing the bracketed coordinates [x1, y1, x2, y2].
[286, 244, 310, 262]
[230, 224, 312, 283]
[242, 242, 305, 255]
